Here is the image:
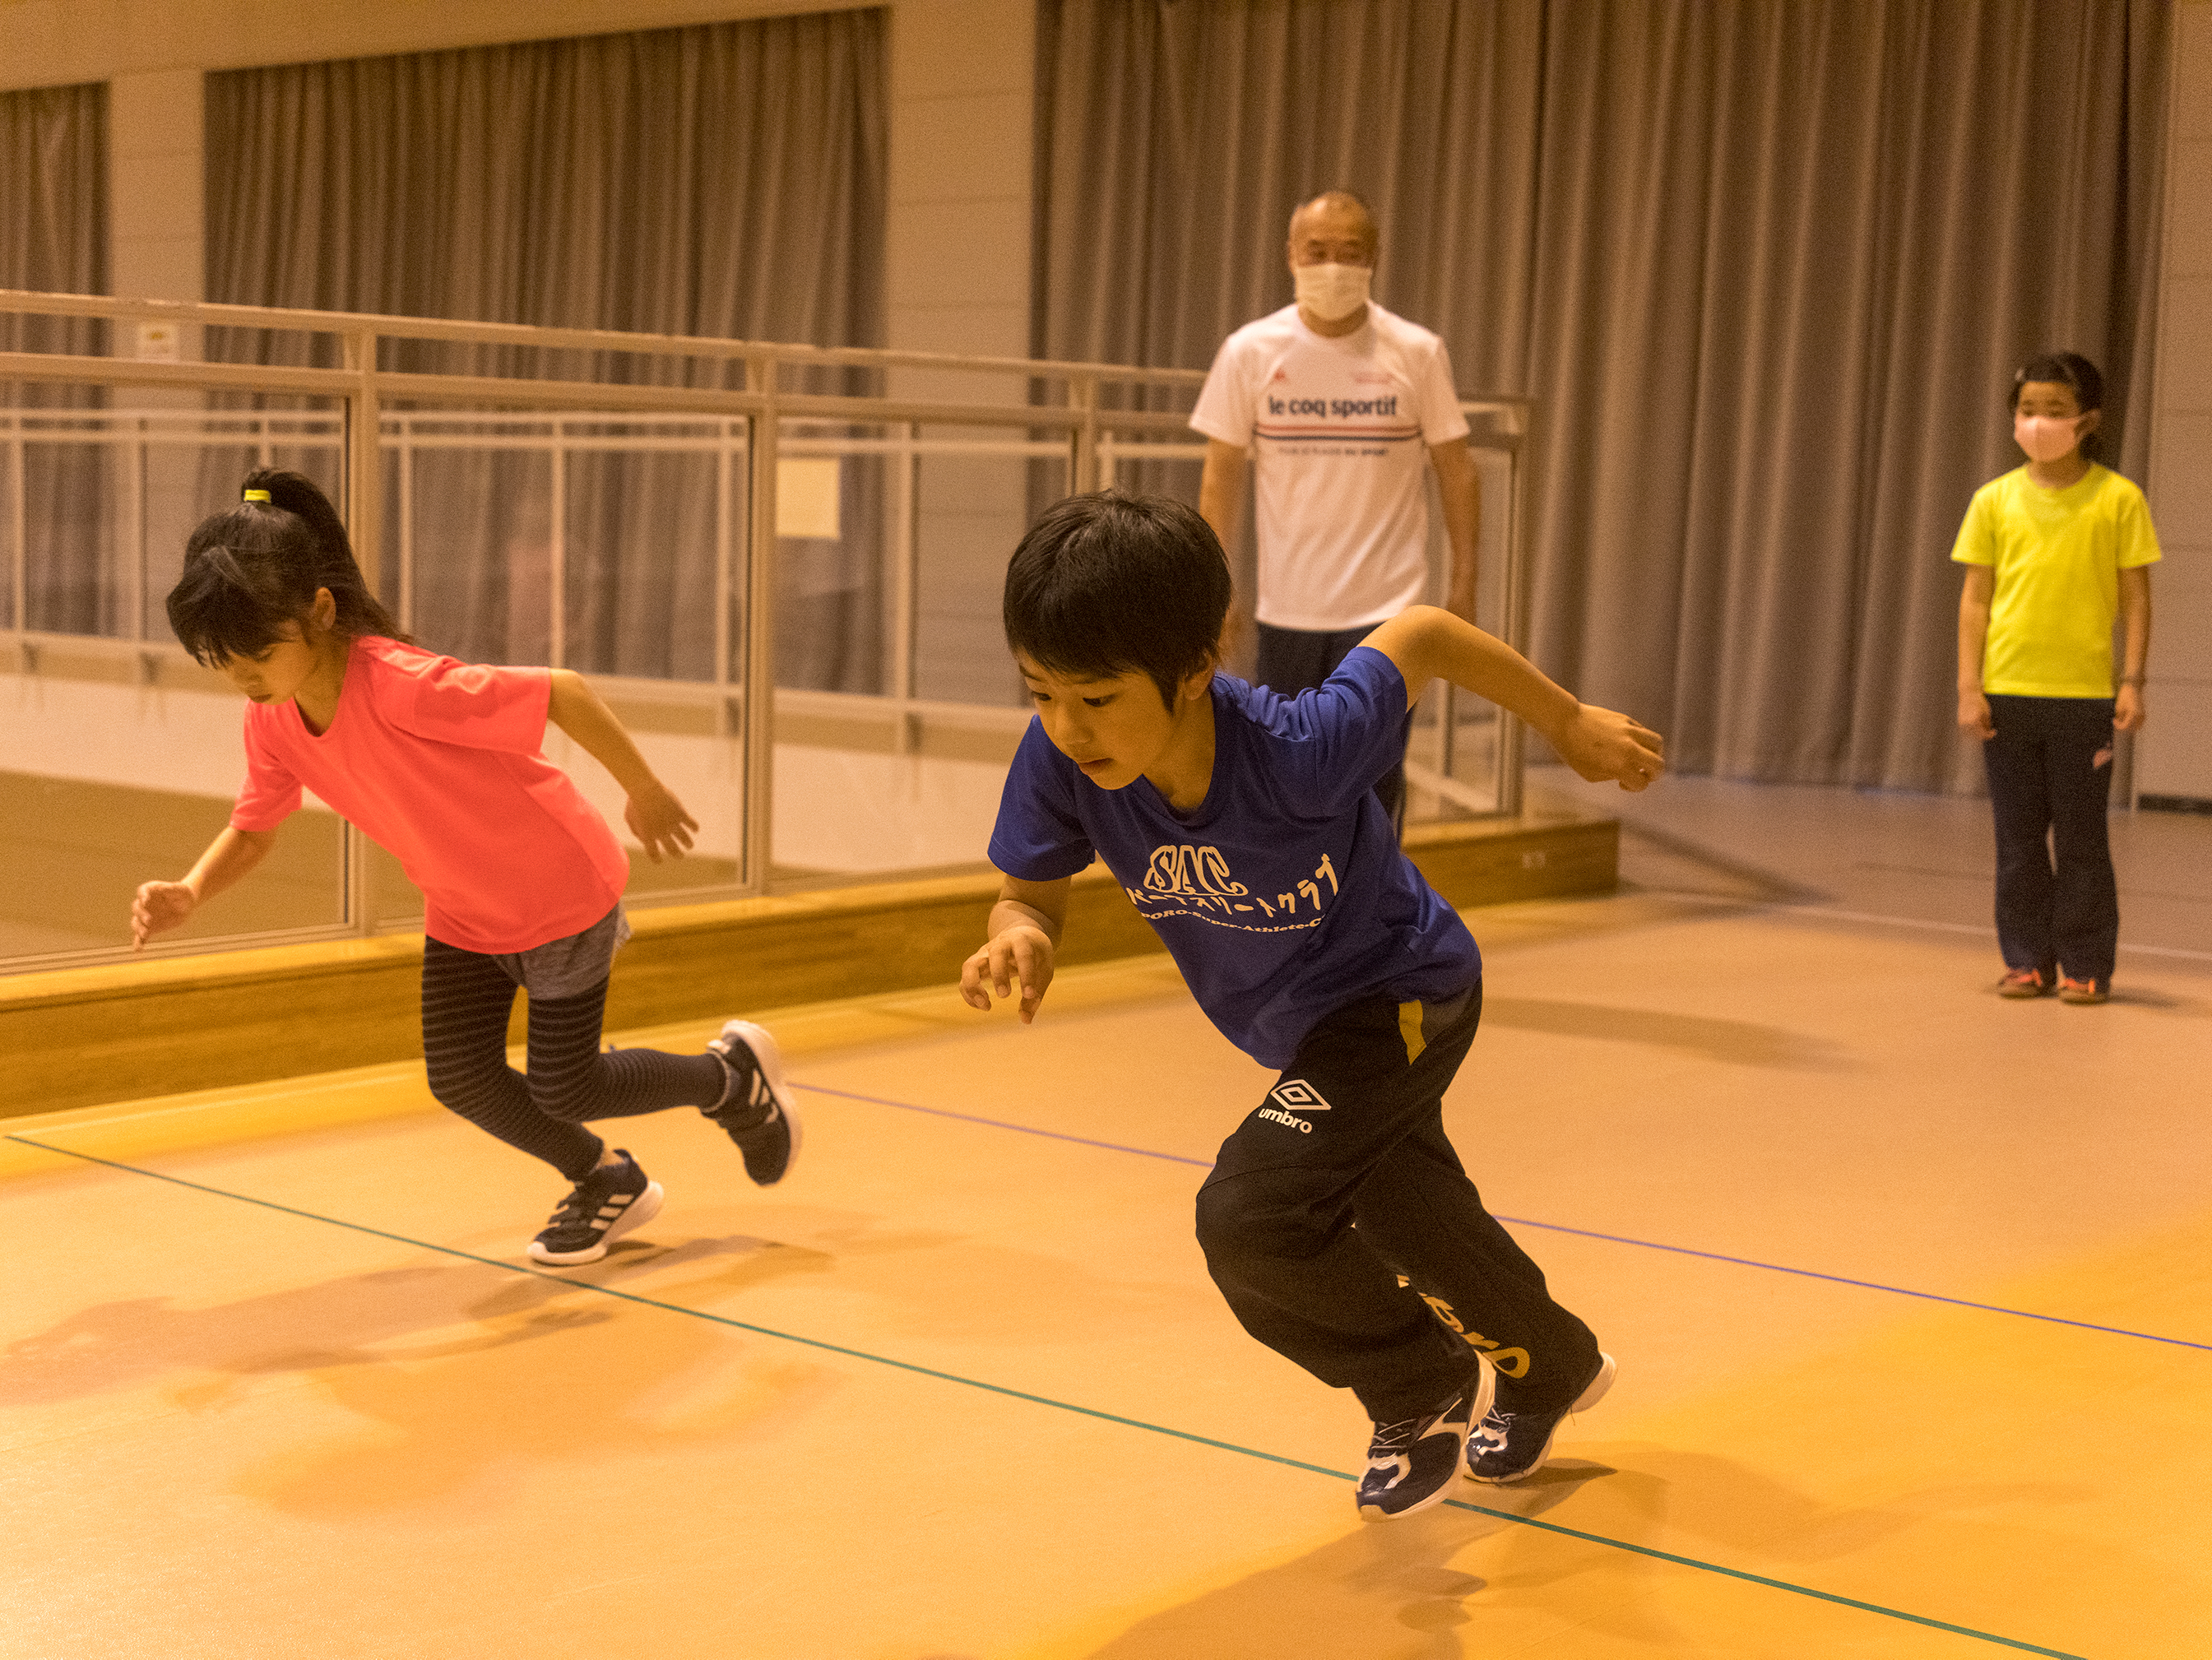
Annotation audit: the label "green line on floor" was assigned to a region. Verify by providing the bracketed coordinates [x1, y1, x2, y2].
[9, 1132, 2086, 1660]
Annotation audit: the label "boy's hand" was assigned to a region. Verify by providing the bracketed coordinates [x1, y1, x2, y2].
[2115, 684, 2145, 732]
[1958, 690, 1995, 741]
[1551, 704, 1667, 792]
[132, 881, 196, 949]
[624, 781, 700, 863]
[959, 925, 1057, 1023]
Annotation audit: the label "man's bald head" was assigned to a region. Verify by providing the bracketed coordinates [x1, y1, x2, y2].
[1287, 192, 1379, 267]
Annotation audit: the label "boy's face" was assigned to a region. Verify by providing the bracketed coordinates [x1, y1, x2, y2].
[1016, 654, 1207, 791]
[2015, 379, 2098, 435]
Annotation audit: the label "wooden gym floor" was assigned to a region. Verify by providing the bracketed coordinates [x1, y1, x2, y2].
[3, 776, 2208, 1658]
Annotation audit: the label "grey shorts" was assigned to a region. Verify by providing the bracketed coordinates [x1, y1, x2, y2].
[490, 903, 632, 1000]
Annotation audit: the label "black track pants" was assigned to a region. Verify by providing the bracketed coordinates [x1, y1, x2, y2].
[1983, 694, 2120, 983]
[1195, 983, 1600, 1423]
[420, 936, 730, 1182]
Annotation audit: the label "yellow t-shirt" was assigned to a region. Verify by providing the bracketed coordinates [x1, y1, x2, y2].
[1950, 464, 2161, 698]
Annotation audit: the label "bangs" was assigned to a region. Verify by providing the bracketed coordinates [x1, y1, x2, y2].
[1007, 590, 1158, 687]
[165, 542, 300, 666]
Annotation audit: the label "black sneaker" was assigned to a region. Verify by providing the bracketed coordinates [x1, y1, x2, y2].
[527, 1150, 664, 1267]
[1465, 1352, 1616, 1484]
[705, 1019, 802, 1185]
[1356, 1366, 1491, 1522]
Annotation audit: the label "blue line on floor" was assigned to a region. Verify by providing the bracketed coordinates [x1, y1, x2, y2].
[794, 1080, 2208, 1352]
[7, 1131, 2084, 1660]
[793, 1082, 1215, 1167]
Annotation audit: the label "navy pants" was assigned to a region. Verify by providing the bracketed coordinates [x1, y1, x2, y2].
[1982, 694, 2120, 984]
[1195, 985, 1601, 1423]
[1256, 623, 1412, 824]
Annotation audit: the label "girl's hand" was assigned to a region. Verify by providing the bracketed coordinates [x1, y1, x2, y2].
[1551, 704, 1666, 792]
[1958, 690, 1995, 741]
[959, 925, 1057, 1023]
[2115, 684, 2145, 732]
[624, 781, 700, 864]
[132, 881, 197, 949]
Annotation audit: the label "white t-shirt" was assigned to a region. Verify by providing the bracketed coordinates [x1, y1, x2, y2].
[1190, 302, 1469, 632]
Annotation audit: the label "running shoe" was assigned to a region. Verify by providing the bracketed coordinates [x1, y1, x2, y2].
[706, 1018, 802, 1185]
[1356, 1366, 1491, 1522]
[2057, 976, 2110, 1005]
[527, 1150, 663, 1266]
[1464, 1352, 1616, 1485]
[1996, 967, 2053, 998]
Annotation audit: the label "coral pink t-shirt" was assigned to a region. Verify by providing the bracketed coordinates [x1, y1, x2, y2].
[230, 636, 628, 953]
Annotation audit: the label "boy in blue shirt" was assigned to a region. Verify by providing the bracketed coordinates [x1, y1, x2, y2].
[960, 493, 1665, 1521]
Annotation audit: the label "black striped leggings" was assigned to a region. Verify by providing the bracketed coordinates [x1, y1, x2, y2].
[420, 936, 729, 1182]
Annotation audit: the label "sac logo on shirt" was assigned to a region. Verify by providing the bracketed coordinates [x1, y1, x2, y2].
[1126, 843, 1340, 934]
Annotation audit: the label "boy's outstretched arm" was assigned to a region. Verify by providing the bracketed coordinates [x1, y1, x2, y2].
[1363, 605, 1666, 790]
[959, 874, 1070, 1023]
[132, 826, 277, 949]
[547, 668, 700, 861]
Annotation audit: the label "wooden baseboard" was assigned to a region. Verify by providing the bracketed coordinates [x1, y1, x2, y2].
[0, 812, 1613, 1118]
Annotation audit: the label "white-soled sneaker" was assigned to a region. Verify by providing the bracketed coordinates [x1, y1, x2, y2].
[1465, 1352, 1616, 1484]
[526, 1150, 663, 1266]
[1356, 1366, 1491, 1522]
[706, 1019, 802, 1185]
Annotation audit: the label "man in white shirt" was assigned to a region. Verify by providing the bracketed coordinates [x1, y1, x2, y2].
[1193, 191, 1480, 821]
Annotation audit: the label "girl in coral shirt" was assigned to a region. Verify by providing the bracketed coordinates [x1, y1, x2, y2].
[134, 470, 796, 1263]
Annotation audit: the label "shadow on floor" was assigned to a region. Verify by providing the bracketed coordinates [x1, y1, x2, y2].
[0, 1229, 818, 1409]
[1482, 998, 1851, 1071]
[1615, 819, 1826, 907]
[1075, 1440, 2094, 1658]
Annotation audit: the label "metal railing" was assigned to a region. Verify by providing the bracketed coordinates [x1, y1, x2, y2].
[1, 289, 1537, 969]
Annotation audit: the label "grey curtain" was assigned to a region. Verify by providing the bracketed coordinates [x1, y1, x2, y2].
[204, 12, 888, 688]
[1, 81, 109, 637]
[1035, 0, 2168, 792]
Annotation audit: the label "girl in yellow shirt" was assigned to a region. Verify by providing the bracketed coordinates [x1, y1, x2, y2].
[1952, 352, 2159, 1004]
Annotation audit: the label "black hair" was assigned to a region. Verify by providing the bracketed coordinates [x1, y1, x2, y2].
[166, 468, 406, 665]
[1004, 492, 1231, 710]
[2010, 351, 2105, 460]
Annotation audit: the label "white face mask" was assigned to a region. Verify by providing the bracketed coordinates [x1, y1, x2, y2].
[2014, 411, 2084, 464]
[1294, 262, 1372, 322]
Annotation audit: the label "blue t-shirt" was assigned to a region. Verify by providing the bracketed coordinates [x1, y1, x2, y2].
[988, 647, 1481, 1068]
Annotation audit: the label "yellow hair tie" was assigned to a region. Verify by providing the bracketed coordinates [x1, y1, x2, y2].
[243, 489, 271, 503]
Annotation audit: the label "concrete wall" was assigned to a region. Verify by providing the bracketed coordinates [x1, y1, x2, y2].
[2140, 0, 2212, 807]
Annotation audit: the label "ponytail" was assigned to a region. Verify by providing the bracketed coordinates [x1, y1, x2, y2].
[167, 469, 408, 665]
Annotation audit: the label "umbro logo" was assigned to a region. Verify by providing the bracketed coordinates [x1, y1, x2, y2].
[1256, 1080, 1332, 1134]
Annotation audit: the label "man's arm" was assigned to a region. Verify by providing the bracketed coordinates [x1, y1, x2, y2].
[2116, 565, 2152, 732]
[1956, 565, 1995, 740]
[1428, 440, 1481, 622]
[1199, 439, 1254, 664]
[959, 874, 1071, 1023]
[1361, 605, 1663, 790]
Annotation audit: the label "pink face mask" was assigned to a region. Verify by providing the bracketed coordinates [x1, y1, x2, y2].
[2014, 412, 2084, 464]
